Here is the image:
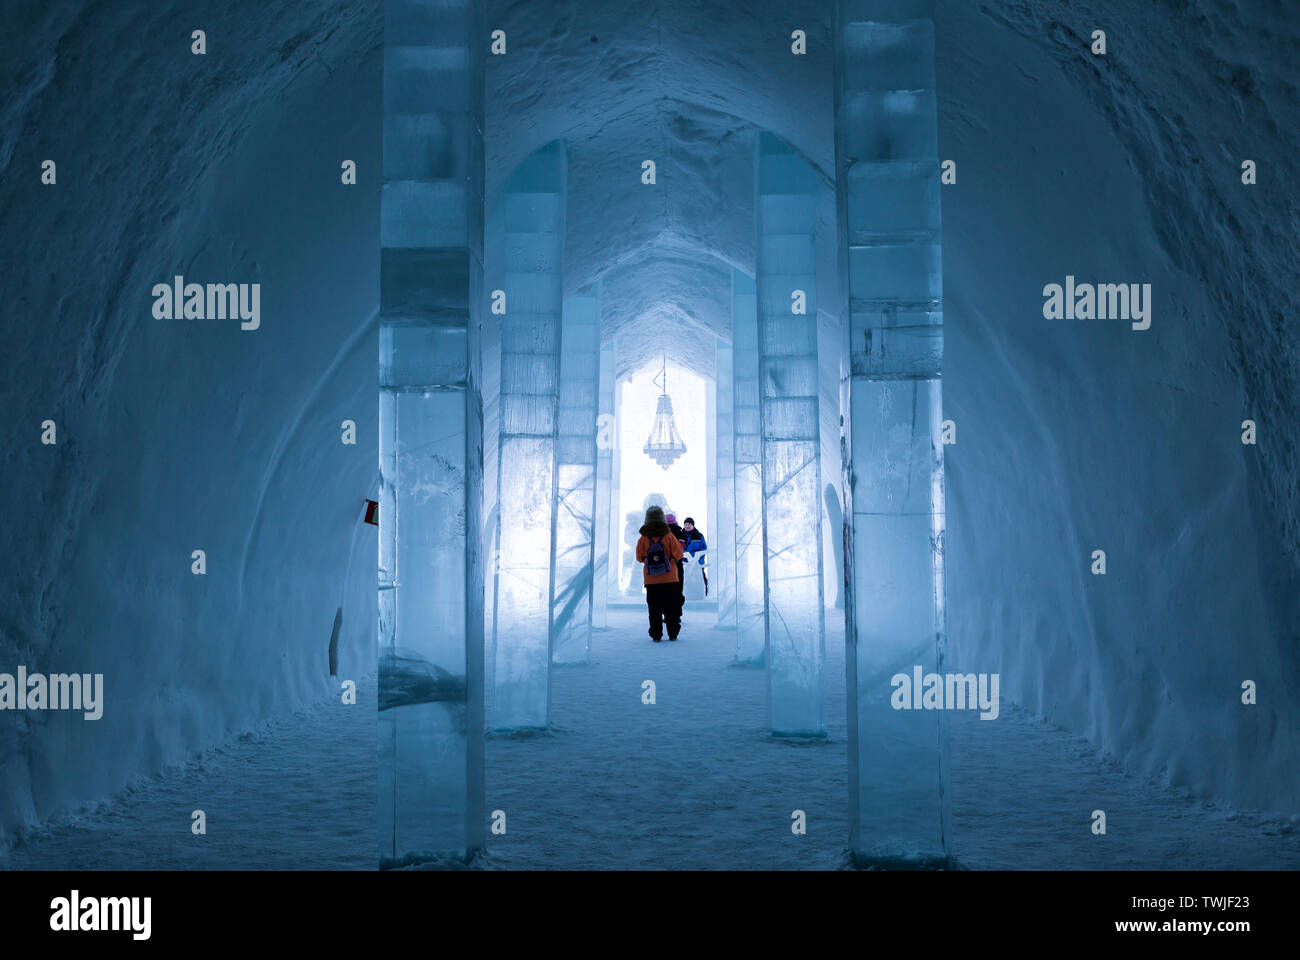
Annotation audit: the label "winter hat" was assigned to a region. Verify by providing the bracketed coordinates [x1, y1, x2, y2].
[664, 513, 677, 525]
[645, 505, 665, 524]
[683, 517, 695, 526]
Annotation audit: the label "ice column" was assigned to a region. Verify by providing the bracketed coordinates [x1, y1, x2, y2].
[378, 0, 486, 866]
[592, 340, 615, 629]
[731, 269, 765, 665]
[490, 141, 566, 730]
[714, 336, 737, 627]
[706, 376, 717, 600]
[553, 284, 600, 663]
[609, 365, 627, 598]
[835, 0, 950, 865]
[755, 133, 826, 737]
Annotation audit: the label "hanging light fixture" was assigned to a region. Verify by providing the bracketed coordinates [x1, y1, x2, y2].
[643, 354, 687, 470]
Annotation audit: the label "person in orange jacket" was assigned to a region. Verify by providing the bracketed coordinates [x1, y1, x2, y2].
[635, 504, 685, 642]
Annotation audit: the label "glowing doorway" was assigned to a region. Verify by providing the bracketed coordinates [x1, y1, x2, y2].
[614, 359, 709, 599]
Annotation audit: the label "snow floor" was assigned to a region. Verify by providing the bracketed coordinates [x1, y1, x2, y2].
[0, 681, 376, 870]
[3, 607, 1296, 870]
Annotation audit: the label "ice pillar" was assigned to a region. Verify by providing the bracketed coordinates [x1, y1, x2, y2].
[608, 366, 627, 598]
[731, 269, 765, 665]
[378, 0, 486, 866]
[755, 133, 826, 737]
[553, 284, 600, 663]
[592, 339, 615, 629]
[714, 336, 737, 627]
[706, 375, 717, 600]
[835, 0, 950, 865]
[490, 141, 566, 730]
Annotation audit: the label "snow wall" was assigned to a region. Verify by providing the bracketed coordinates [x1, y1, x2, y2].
[939, 0, 1300, 813]
[0, 1, 383, 839]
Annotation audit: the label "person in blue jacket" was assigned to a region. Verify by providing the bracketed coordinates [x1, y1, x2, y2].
[680, 517, 708, 595]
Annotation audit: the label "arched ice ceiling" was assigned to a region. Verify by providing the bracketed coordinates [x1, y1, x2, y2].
[485, 0, 838, 377]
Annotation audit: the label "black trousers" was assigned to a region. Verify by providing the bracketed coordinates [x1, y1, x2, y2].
[645, 581, 682, 640]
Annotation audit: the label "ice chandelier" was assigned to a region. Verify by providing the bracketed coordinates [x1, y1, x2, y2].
[643, 354, 687, 470]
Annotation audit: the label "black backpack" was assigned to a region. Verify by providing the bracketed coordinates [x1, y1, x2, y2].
[645, 536, 671, 576]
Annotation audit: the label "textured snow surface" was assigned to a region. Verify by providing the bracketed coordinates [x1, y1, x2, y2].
[4, 614, 1295, 869]
[0, 0, 383, 839]
[939, 0, 1300, 812]
[0, 679, 375, 870]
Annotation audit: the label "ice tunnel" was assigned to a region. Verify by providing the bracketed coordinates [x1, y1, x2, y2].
[2, 0, 1298, 874]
